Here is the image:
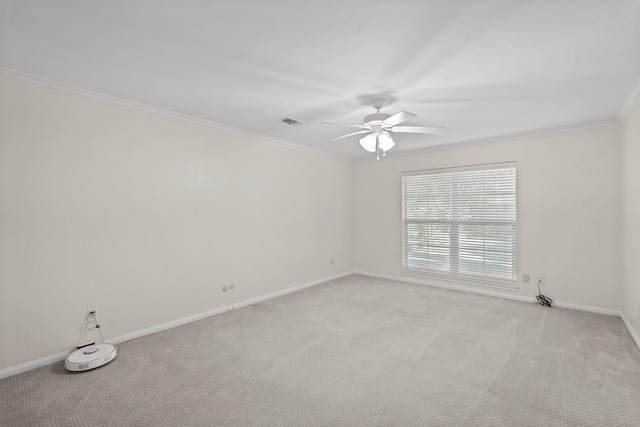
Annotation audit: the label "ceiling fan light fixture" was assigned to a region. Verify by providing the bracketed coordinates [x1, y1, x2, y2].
[377, 131, 395, 151]
[323, 98, 445, 157]
[359, 134, 377, 152]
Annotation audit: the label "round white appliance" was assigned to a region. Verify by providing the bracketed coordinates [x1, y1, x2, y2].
[65, 343, 117, 372]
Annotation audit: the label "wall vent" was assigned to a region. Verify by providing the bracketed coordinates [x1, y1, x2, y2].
[280, 117, 304, 126]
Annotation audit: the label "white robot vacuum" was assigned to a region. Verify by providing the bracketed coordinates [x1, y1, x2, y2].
[65, 343, 117, 372]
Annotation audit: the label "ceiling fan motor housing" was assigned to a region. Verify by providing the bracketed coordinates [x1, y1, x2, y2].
[364, 113, 391, 125]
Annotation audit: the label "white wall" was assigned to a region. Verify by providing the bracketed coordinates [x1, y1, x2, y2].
[353, 127, 623, 309]
[622, 97, 640, 339]
[1, 74, 636, 373]
[0, 78, 354, 370]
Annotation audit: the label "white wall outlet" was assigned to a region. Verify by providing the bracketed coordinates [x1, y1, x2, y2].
[536, 277, 545, 286]
[523, 274, 529, 282]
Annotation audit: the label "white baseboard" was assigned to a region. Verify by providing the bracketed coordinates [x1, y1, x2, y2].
[0, 271, 354, 379]
[108, 272, 355, 345]
[3, 270, 636, 379]
[0, 305, 234, 380]
[0, 351, 71, 380]
[620, 312, 640, 351]
[108, 305, 233, 346]
[232, 271, 354, 310]
[354, 270, 623, 315]
[551, 301, 621, 317]
[353, 270, 536, 304]
[354, 270, 640, 351]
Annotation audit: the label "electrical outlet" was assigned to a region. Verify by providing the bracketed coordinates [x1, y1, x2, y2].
[87, 308, 97, 316]
[536, 277, 545, 286]
[523, 274, 529, 283]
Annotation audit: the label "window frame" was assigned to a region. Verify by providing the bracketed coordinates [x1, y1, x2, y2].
[401, 162, 517, 291]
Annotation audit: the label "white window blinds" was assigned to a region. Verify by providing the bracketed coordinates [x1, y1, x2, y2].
[402, 162, 517, 290]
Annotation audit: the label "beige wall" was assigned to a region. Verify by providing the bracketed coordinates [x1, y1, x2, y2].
[353, 127, 623, 309]
[1, 74, 637, 372]
[0, 78, 354, 370]
[623, 98, 640, 339]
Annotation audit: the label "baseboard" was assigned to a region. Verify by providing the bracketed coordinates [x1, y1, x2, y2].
[355, 270, 625, 315]
[0, 351, 71, 380]
[355, 270, 640, 352]
[620, 312, 640, 351]
[232, 271, 355, 309]
[0, 271, 354, 379]
[551, 301, 621, 317]
[353, 270, 536, 304]
[108, 305, 233, 346]
[0, 305, 234, 380]
[4, 270, 634, 379]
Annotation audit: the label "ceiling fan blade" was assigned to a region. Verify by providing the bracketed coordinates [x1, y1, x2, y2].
[382, 111, 417, 127]
[329, 130, 371, 142]
[321, 122, 369, 129]
[390, 125, 445, 135]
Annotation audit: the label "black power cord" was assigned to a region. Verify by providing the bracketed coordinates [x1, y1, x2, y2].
[86, 311, 104, 344]
[536, 281, 553, 307]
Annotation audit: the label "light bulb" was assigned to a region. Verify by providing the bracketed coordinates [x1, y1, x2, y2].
[359, 134, 377, 152]
[377, 131, 395, 151]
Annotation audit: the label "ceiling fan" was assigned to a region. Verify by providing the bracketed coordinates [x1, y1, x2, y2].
[323, 98, 445, 159]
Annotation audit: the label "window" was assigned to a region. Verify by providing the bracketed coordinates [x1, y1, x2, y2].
[402, 162, 517, 290]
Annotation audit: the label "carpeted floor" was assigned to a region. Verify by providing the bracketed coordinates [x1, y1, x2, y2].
[2, 274, 640, 426]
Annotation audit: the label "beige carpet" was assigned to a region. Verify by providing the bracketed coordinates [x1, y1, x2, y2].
[2, 274, 640, 426]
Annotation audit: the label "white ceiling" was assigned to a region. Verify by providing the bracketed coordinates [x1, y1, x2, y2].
[2, 1, 640, 157]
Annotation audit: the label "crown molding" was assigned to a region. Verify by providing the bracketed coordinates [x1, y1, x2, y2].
[0, 68, 349, 160]
[3, 66, 636, 160]
[617, 72, 640, 123]
[356, 119, 620, 161]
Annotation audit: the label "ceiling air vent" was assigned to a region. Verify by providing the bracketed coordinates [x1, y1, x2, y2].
[280, 117, 304, 126]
